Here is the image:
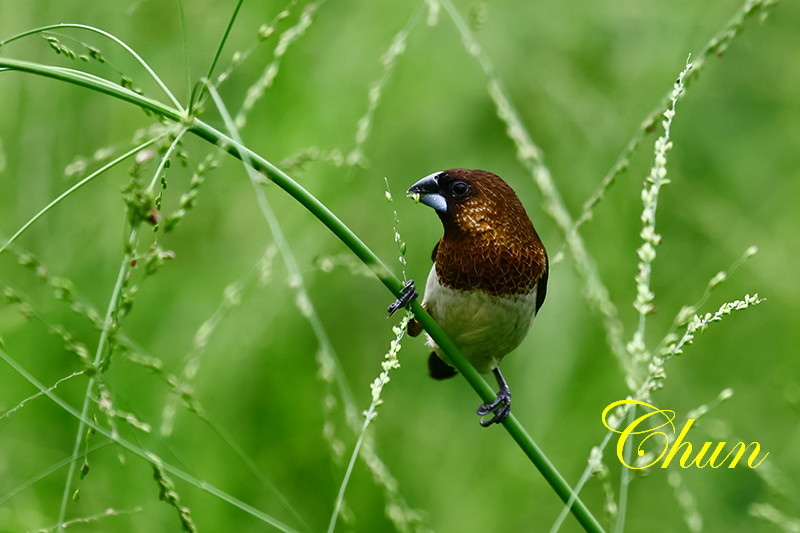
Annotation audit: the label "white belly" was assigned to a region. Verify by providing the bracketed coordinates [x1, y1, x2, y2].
[421, 267, 538, 374]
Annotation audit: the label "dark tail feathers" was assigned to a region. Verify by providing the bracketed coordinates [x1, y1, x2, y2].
[428, 352, 457, 380]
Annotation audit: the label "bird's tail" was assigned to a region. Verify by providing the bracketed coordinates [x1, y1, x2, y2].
[428, 353, 458, 380]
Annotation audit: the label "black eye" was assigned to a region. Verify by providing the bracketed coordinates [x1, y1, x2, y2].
[450, 180, 471, 198]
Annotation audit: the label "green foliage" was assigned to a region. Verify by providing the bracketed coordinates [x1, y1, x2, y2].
[1, 1, 798, 532]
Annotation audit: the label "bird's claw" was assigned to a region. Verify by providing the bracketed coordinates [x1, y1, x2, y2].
[477, 389, 511, 427]
[387, 280, 417, 316]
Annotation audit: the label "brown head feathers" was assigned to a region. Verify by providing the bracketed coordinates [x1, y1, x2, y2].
[422, 169, 548, 297]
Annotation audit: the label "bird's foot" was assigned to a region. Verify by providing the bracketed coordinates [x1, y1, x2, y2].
[477, 389, 511, 427]
[387, 280, 417, 316]
[476, 367, 512, 427]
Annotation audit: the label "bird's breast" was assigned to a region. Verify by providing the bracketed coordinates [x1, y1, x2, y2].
[421, 267, 538, 373]
[433, 229, 546, 297]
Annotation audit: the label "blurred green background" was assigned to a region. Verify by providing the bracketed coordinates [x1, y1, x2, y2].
[1, 0, 798, 532]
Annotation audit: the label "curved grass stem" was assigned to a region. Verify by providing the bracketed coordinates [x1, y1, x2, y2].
[0, 347, 299, 533]
[55, 130, 188, 532]
[0, 55, 603, 533]
[0, 135, 169, 256]
[0, 23, 184, 111]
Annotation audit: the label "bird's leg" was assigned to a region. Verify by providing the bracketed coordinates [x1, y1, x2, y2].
[387, 279, 417, 316]
[476, 367, 512, 427]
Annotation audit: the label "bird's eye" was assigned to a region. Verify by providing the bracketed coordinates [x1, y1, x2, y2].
[450, 180, 471, 198]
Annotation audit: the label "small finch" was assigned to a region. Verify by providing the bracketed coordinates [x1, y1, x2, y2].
[390, 168, 548, 427]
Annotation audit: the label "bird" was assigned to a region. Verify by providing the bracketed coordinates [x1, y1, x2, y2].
[389, 168, 548, 427]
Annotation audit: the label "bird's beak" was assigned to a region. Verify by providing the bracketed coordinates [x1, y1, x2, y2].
[407, 172, 447, 213]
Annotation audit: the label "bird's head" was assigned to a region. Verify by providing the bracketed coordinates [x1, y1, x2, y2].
[407, 168, 548, 297]
[407, 168, 536, 239]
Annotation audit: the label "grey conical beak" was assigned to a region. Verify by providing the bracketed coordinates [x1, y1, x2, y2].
[407, 172, 447, 213]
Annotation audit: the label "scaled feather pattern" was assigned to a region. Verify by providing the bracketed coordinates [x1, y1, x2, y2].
[407, 168, 548, 377]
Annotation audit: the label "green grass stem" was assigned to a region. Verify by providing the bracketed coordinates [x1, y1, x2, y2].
[0, 55, 604, 532]
[0, 135, 168, 256]
[0, 23, 184, 111]
[0, 347, 300, 533]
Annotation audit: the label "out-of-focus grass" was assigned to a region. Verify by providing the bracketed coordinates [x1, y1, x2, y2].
[1, 1, 798, 532]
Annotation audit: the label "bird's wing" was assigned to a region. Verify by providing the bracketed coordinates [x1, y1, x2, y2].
[535, 256, 548, 315]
